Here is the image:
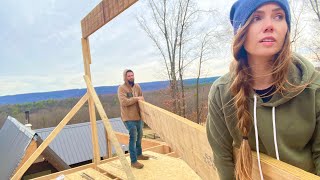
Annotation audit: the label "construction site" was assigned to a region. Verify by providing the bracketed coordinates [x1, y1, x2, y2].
[2, 0, 320, 179]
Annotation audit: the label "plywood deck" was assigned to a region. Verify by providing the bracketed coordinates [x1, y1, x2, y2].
[98, 151, 201, 180]
[51, 168, 112, 180]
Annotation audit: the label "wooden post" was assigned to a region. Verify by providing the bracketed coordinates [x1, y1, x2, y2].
[105, 129, 113, 158]
[82, 38, 101, 167]
[11, 94, 89, 180]
[84, 75, 135, 180]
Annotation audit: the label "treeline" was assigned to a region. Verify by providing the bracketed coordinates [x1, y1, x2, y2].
[0, 84, 211, 129]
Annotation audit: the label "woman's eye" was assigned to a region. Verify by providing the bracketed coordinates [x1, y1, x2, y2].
[252, 16, 261, 22]
[274, 14, 284, 21]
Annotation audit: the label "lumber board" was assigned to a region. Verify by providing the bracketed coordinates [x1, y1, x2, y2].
[251, 152, 320, 180]
[81, 38, 92, 65]
[88, 97, 101, 166]
[11, 94, 89, 180]
[81, 0, 138, 38]
[13, 140, 38, 176]
[105, 129, 113, 158]
[32, 164, 94, 180]
[82, 37, 101, 166]
[53, 168, 112, 180]
[139, 101, 217, 180]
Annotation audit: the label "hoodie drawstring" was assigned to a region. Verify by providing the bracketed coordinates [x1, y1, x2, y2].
[253, 95, 280, 180]
[253, 94, 264, 180]
[272, 107, 280, 160]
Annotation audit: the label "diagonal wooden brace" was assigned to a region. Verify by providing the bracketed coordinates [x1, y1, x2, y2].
[84, 75, 135, 180]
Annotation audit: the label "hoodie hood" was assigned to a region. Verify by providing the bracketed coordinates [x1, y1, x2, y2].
[123, 69, 132, 87]
[260, 53, 318, 107]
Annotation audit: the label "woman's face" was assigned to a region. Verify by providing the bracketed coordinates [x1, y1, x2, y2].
[244, 3, 288, 61]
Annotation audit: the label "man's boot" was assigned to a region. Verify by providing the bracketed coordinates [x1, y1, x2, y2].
[131, 161, 144, 169]
[137, 155, 150, 160]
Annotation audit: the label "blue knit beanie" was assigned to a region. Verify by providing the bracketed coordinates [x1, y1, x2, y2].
[230, 0, 291, 34]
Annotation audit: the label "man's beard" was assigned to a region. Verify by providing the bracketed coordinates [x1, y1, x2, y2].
[128, 80, 134, 87]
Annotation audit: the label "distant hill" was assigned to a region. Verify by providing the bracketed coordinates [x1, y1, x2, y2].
[0, 77, 219, 105]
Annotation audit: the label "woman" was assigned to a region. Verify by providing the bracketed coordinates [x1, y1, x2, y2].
[206, 0, 320, 179]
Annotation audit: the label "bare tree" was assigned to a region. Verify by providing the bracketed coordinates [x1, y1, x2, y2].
[176, 1, 188, 117]
[309, 23, 320, 62]
[195, 32, 211, 124]
[309, 0, 320, 21]
[307, 0, 320, 62]
[137, 0, 210, 115]
[289, 0, 308, 50]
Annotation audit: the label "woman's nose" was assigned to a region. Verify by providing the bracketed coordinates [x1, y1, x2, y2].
[263, 18, 274, 33]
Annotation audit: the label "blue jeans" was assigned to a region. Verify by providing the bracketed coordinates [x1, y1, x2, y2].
[124, 120, 143, 163]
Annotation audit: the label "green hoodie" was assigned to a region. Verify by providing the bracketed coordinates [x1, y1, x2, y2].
[206, 54, 320, 180]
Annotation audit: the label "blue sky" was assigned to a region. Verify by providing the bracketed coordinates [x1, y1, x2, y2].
[0, 0, 234, 96]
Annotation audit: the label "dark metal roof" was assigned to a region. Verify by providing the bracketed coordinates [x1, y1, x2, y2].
[35, 118, 128, 165]
[0, 116, 35, 179]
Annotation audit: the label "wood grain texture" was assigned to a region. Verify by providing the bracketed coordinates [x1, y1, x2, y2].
[50, 168, 112, 180]
[139, 101, 218, 180]
[81, 0, 138, 38]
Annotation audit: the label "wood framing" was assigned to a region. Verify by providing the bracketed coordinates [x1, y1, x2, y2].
[105, 129, 113, 158]
[81, 0, 138, 38]
[11, 94, 89, 180]
[139, 101, 320, 180]
[12, 140, 38, 176]
[84, 75, 134, 179]
[82, 38, 101, 166]
[114, 132, 163, 149]
[52, 168, 112, 180]
[12, 1, 139, 179]
[139, 101, 218, 180]
[32, 163, 95, 180]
